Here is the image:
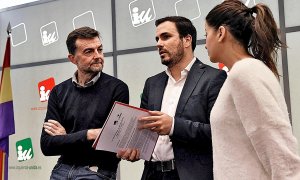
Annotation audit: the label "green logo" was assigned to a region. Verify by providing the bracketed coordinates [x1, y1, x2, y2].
[16, 138, 34, 162]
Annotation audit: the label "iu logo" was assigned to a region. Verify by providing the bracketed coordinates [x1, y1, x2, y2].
[40, 21, 59, 46]
[16, 138, 34, 162]
[129, 0, 156, 27]
[38, 77, 55, 102]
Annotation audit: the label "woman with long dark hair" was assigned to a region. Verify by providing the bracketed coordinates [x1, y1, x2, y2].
[205, 0, 300, 179]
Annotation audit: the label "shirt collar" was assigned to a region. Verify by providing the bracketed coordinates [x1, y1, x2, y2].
[165, 57, 196, 81]
[72, 71, 101, 88]
[185, 57, 196, 72]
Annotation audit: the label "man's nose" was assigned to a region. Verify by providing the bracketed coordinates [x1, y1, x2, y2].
[156, 39, 163, 48]
[94, 50, 102, 58]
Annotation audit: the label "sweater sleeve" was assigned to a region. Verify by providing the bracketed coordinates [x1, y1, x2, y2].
[40, 86, 89, 156]
[230, 62, 300, 179]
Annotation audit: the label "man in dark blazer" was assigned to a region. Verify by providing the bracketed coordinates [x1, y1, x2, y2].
[118, 16, 226, 180]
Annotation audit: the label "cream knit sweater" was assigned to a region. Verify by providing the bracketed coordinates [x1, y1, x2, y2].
[211, 58, 300, 180]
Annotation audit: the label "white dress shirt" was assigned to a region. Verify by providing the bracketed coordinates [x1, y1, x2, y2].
[152, 57, 196, 161]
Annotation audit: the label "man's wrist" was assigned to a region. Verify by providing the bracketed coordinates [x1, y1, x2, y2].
[87, 129, 93, 140]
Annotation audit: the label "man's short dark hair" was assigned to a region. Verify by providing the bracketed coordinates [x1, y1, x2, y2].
[155, 16, 197, 51]
[66, 26, 100, 55]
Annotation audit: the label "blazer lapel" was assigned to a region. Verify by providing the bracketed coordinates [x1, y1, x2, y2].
[176, 59, 205, 115]
[152, 73, 168, 111]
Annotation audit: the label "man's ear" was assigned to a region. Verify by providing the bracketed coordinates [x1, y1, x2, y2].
[183, 34, 192, 48]
[218, 26, 226, 42]
[68, 54, 77, 65]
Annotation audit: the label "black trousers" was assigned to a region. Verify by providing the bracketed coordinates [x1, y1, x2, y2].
[141, 161, 180, 180]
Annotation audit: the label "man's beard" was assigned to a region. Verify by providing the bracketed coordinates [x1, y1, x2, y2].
[83, 63, 103, 74]
[161, 43, 184, 68]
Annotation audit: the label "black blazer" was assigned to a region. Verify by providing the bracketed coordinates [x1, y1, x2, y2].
[140, 59, 227, 180]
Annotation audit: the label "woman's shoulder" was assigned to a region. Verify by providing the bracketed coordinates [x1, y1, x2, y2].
[229, 58, 279, 89]
[231, 58, 265, 73]
[230, 58, 271, 79]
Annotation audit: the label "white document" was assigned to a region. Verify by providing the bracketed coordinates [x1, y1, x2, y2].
[93, 101, 158, 161]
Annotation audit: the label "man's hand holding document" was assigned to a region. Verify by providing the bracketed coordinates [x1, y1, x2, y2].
[93, 102, 158, 161]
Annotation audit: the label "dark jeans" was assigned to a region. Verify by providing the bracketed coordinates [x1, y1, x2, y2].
[50, 163, 116, 180]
